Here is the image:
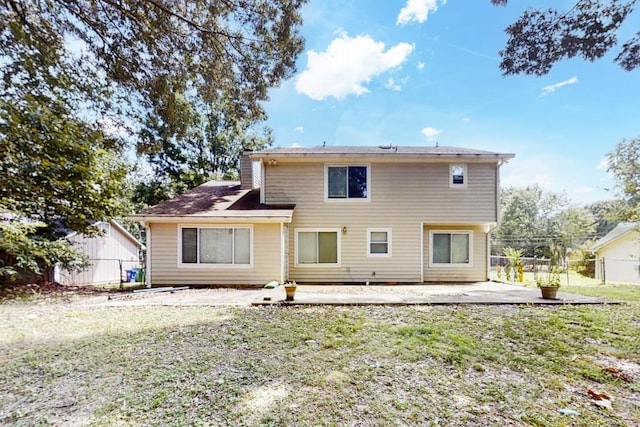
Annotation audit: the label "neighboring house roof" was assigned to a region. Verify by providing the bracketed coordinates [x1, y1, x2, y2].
[592, 222, 639, 251]
[250, 145, 515, 160]
[129, 181, 295, 223]
[65, 220, 145, 249]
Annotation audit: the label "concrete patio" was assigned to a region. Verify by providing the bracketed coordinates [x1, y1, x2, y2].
[99, 282, 609, 307]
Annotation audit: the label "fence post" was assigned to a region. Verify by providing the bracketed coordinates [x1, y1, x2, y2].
[119, 259, 123, 290]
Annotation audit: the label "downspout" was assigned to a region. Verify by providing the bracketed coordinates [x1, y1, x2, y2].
[260, 159, 266, 205]
[487, 159, 505, 281]
[144, 222, 152, 288]
[420, 222, 424, 283]
[280, 222, 285, 284]
[486, 223, 499, 281]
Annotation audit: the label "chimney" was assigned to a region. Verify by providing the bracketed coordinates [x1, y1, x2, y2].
[240, 150, 253, 190]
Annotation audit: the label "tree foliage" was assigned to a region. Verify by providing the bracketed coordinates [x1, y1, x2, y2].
[606, 137, 640, 220]
[0, 94, 129, 239]
[0, 217, 88, 284]
[494, 185, 596, 261]
[1, 0, 306, 134]
[586, 199, 630, 235]
[492, 0, 639, 75]
[1, 0, 307, 280]
[132, 108, 274, 209]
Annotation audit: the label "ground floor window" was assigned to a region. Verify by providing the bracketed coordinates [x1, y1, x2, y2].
[296, 229, 339, 265]
[181, 226, 251, 265]
[430, 231, 471, 265]
[368, 228, 391, 256]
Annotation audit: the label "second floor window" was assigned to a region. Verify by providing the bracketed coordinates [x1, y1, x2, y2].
[450, 164, 467, 188]
[327, 166, 368, 199]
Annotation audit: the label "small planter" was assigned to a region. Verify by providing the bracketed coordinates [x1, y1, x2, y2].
[540, 286, 559, 300]
[284, 282, 297, 301]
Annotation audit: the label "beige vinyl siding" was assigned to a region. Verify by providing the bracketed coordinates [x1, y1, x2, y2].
[423, 225, 488, 282]
[264, 161, 496, 283]
[149, 222, 281, 286]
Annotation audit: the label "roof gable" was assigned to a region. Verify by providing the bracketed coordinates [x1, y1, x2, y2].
[592, 222, 640, 251]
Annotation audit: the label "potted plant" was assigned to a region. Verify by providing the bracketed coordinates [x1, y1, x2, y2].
[503, 247, 524, 283]
[283, 281, 297, 301]
[536, 270, 561, 299]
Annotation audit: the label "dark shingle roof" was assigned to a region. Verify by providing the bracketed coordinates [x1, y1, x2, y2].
[130, 181, 294, 218]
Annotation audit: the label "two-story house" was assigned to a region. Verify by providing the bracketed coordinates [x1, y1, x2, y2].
[130, 146, 514, 286]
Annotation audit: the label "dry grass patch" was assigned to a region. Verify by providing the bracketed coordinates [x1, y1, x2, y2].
[0, 296, 639, 426]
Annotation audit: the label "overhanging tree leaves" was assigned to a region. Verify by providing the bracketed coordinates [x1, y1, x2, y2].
[2, 0, 306, 132]
[1, 0, 306, 280]
[492, 0, 639, 75]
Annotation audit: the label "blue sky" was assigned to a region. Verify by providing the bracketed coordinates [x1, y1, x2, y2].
[262, 0, 640, 205]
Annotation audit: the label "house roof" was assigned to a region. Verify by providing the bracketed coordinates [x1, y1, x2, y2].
[592, 222, 639, 251]
[65, 220, 145, 249]
[250, 145, 515, 161]
[129, 181, 295, 223]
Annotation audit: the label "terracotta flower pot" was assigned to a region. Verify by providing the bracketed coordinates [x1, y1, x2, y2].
[540, 286, 559, 300]
[284, 285, 297, 301]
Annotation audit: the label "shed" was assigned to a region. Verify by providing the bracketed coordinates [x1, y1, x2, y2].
[55, 220, 144, 286]
[592, 222, 640, 283]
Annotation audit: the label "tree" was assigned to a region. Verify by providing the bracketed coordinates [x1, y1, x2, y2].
[494, 185, 595, 263]
[0, 217, 89, 285]
[606, 137, 640, 220]
[494, 185, 567, 257]
[1, 0, 306, 137]
[492, 0, 639, 75]
[547, 206, 596, 264]
[132, 108, 274, 208]
[0, 94, 129, 239]
[586, 199, 630, 236]
[1, 0, 306, 280]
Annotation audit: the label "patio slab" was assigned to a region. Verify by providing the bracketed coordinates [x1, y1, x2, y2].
[97, 281, 609, 307]
[253, 282, 608, 306]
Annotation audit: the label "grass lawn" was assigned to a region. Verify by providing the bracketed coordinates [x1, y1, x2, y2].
[1, 285, 639, 426]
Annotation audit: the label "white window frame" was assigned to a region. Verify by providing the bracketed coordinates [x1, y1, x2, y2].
[449, 164, 468, 188]
[367, 228, 392, 257]
[428, 230, 473, 267]
[177, 225, 253, 268]
[324, 164, 371, 202]
[294, 228, 341, 267]
[97, 222, 111, 237]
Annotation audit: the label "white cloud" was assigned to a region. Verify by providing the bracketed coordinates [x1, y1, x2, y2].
[397, 0, 445, 25]
[289, 143, 301, 148]
[295, 33, 414, 100]
[295, 126, 304, 133]
[541, 76, 578, 96]
[596, 157, 609, 170]
[385, 76, 409, 91]
[385, 78, 402, 91]
[417, 61, 425, 70]
[422, 127, 442, 141]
